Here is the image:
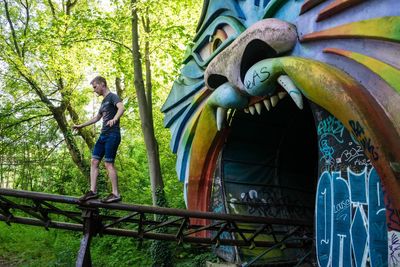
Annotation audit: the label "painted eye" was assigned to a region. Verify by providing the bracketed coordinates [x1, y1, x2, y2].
[197, 24, 236, 64]
[184, 17, 245, 67]
[210, 29, 228, 53]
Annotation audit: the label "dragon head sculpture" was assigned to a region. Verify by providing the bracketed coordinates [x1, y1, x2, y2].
[163, 0, 400, 265]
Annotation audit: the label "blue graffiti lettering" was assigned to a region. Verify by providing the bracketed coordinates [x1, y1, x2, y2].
[317, 116, 345, 143]
[316, 168, 388, 267]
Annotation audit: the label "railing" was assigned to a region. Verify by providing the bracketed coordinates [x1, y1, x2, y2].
[0, 188, 313, 266]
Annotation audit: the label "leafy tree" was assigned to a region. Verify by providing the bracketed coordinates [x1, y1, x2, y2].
[0, 0, 96, 180]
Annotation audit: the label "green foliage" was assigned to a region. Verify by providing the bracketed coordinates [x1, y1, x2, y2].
[0, 221, 220, 266]
[0, 0, 213, 265]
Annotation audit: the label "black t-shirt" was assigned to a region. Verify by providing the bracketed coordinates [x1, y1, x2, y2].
[98, 92, 122, 133]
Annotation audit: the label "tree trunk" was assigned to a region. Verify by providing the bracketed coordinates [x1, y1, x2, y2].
[67, 103, 96, 150]
[51, 106, 90, 180]
[143, 10, 153, 121]
[115, 77, 124, 98]
[131, 0, 164, 206]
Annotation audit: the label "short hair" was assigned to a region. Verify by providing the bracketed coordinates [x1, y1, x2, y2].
[90, 76, 107, 87]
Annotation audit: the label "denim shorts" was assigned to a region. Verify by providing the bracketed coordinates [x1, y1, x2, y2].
[92, 132, 121, 163]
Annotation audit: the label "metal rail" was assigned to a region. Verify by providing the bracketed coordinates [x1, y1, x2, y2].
[0, 188, 313, 266]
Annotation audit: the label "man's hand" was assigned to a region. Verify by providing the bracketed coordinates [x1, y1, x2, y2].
[107, 119, 117, 127]
[72, 125, 82, 134]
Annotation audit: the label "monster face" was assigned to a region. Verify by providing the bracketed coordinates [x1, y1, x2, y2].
[163, 0, 400, 265]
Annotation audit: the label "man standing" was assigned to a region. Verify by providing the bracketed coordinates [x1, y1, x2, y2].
[73, 76, 125, 203]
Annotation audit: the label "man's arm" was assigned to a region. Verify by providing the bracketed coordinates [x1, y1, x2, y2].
[72, 113, 102, 130]
[106, 102, 125, 127]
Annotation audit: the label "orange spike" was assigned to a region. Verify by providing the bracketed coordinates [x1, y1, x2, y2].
[300, 0, 326, 15]
[316, 0, 363, 22]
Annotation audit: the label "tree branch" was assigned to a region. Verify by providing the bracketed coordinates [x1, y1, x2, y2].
[47, 0, 56, 17]
[2, 113, 52, 130]
[65, 0, 77, 15]
[3, 0, 22, 57]
[21, 0, 30, 58]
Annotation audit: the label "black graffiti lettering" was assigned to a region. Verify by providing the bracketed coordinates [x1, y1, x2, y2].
[349, 120, 378, 160]
[359, 137, 379, 160]
[245, 79, 252, 90]
[252, 70, 261, 87]
[349, 120, 364, 137]
[259, 67, 270, 83]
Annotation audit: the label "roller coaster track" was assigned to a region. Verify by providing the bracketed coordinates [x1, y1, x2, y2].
[0, 188, 313, 266]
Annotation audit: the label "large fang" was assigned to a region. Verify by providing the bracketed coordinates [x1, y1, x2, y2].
[249, 106, 256, 115]
[263, 98, 271, 111]
[255, 103, 262, 114]
[277, 75, 303, 109]
[216, 107, 227, 131]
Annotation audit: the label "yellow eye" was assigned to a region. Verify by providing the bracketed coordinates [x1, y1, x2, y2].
[210, 29, 228, 53]
[189, 19, 244, 67]
[198, 25, 234, 62]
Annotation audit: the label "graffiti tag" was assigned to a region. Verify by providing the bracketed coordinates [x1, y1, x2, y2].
[317, 116, 345, 142]
[349, 120, 379, 160]
[244, 67, 270, 90]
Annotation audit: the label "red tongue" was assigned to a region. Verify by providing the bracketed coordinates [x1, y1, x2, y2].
[248, 96, 265, 106]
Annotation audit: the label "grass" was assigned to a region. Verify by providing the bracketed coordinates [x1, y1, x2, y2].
[0, 222, 217, 266]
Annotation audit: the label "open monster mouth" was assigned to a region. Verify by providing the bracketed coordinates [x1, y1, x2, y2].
[212, 89, 318, 264]
[218, 91, 318, 218]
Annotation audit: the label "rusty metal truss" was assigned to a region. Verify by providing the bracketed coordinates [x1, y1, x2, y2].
[0, 188, 313, 266]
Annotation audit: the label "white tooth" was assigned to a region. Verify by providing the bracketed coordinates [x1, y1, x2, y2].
[278, 91, 287, 99]
[249, 106, 255, 115]
[244, 108, 249, 113]
[255, 103, 262, 114]
[271, 95, 279, 107]
[263, 99, 271, 111]
[216, 107, 227, 131]
[277, 75, 303, 109]
[227, 108, 233, 118]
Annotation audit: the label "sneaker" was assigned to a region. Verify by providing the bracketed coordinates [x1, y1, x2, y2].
[101, 193, 122, 203]
[78, 190, 98, 202]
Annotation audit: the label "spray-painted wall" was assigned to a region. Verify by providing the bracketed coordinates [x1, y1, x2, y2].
[314, 107, 391, 267]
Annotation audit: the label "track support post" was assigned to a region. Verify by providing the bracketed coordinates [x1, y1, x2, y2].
[76, 208, 100, 267]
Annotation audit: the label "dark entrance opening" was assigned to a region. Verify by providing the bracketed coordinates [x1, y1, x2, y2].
[216, 96, 318, 263]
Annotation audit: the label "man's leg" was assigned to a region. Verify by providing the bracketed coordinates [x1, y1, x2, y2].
[79, 157, 101, 202]
[90, 158, 100, 192]
[79, 135, 104, 202]
[101, 132, 122, 203]
[104, 162, 119, 196]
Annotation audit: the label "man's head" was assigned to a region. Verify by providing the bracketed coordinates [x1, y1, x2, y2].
[90, 76, 107, 96]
